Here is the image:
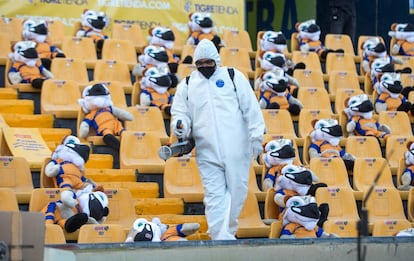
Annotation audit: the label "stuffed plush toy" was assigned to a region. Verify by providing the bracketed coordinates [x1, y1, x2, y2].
[22, 19, 65, 70]
[77, 189, 109, 224]
[76, 9, 109, 53]
[273, 164, 327, 220]
[398, 141, 414, 190]
[280, 195, 336, 239]
[262, 138, 297, 192]
[296, 19, 344, 60]
[139, 66, 173, 116]
[8, 40, 54, 89]
[309, 118, 355, 170]
[125, 217, 200, 242]
[396, 228, 414, 237]
[258, 69, 303, 114]
[186, 12, 223, 51]
[344, 93, 391, 139]
[374, 72, 414, 114]
[78, 83, 134, 151]
[369, 57, 397, 93]
[41, 190, 89, 233]
[389, 23, 414, 56]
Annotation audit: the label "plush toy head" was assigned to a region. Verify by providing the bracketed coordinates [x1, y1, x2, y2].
[51, 139, 90, 171]
[51, 135, 81, 160]
[362, 37, 387, 59]
[344, 93, 374, 119]
[282, 195, 321, 230]
[275, 164, 317, 196]
[140, 66, 172, 94]
[310, 118, 343, 146]
[296, 19, 320, 42]
[22, 19, 48, 43]
[148, 26, 175, 50]
[259, 68, 289, 95]
[262, 138, 296, 168]
[259, 51, 287, 72]
[78, 83, 112, 113]
[77, 190, 109, 224]
[260, 31, 288, 53]
[9, 40, 39, 67]
[125, 218, 164, 242]
[377, 72, 403, 97]
[389, 23, 414, 42]
[370, 57, 395, 82]
[138, 45, 169, 68]
[81, 9, 109, 32]
[188, 12, 214, 34]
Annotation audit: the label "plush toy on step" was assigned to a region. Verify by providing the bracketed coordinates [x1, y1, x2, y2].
[389, 23, 414, 56]
[280, 195, 336, 238]
[186, 12, 223, 51]
[295, 19, 344, 60]
[8, 40, 54, 89]
[344, 93, 391, 139]
[41, 190, 89, 233]
[309, 118, 355, 170]
[125, 217, 200, 242]
[398, 141, 414, 191]
[76, 9, 109, 53]
[22, 19, 65, 70]
[258, 68, 303, 114]
[78, 83, 133, 151]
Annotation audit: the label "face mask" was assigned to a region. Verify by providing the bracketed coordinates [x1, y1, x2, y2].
[197, 66, 216, 79]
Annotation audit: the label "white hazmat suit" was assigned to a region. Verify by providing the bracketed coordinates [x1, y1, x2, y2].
[171, 39, 265, 240]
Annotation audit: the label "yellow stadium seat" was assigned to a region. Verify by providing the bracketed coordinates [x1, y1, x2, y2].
[0, 32, 11, 65]
[378, 111, 413, 137]
[93, 59, 133, 94]
[176, 63, 197, 80]
[372, 219, 412, 237]
[99, 181, 159, 199]
[309, 157, 352, 188]
[28, 188, 62, 212]
[323, 219, 359, 238]
[324, 34, 355, 56]
[297, 87, 332, 114]
[170, 25, 184, 55]
[101, 39, 138, 69]
[345, 136, 382, 159]
[133, 198, 184, 215]
[325, 53, 357, 76]
[85, 153, 114, 169]
[291, 51, 322, 73]
[219, 47, 254, 78]
[44, 224, 66, 244]
[263, 188, 279, 220]
[0, 156, 34, 204]
[85, 168, 137, 182]
[0, 17, 23, 44]
[236, 190, 270, 238]
[0, 188, 19, 211]
[327, 70, 360, 100]
[268, 221, 283, 239]
[395, 55, 414, 72]
[290, 32, 299, 52]
[111, 23, 146, 53]
[61, 36, 97, 69]
[163, 157, 204, 202]
[222, 29, 254, 57]
[119, 131, 165, 174]
[353, 157, 395, 192]
[400, 73, 414, 89]
[77, 224, 126, 244]
[50, 58, 89, 88]
[0, 99, 34, 114]
[292, 69, 324, 89]
[40, 79, 81, 118]
[5, 58, 39, 92]
[124, 106, 169, 145]
[87, 80, 128, 109]
[0, 88, 17, 99]
[38, 128, 72, 151]
[407, 188, 414, 222]
[386, 136, 414, 175]
[297, 109, 332, 138]
[180, 44, 197, 63]
[1, 113, 54, 128]
[104, 188, 137, 229]
[261, 109, 297, 138]
[334, 88, 364, 115]
[47, 20, 66, 48]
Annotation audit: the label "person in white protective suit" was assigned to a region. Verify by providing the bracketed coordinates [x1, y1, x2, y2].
[170, 39, 266, 240]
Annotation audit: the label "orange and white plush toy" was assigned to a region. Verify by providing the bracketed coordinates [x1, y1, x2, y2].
[186, 12, 223, 50]
[8, 40, 54, 89]
[78, 83, 133, 151]
[133, 45, 169, 77]
[76, 9, 109, 52]
[22, 19, 65, 70]
[389, 23, 414, 56]
[398, 141, 414, 191]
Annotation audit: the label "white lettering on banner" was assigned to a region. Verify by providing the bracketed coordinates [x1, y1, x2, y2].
[98, 0, 170, 9]
[16, 15, 81, 27]
[194, 4, 238, 15]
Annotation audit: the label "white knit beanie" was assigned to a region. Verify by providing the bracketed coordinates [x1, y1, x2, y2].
[193, 39, 221, 66]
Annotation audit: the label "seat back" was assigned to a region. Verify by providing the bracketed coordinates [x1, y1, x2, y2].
[324, 34, 355, 56]
[378, 111, 413, 137]
[363, 187, 406, 223]
[395, 55, 414, 72]
[309, 157, 352, 188]
[334, 88, 364, 115]
[77, 224, 126, 243]
[0, 32, 11, 65]
[61, 36, 97, 66]
[328, 70, 360, 97]
[176, 63, 197, 80]
[47, 20, 66, 48]
[93, 59, 133, 93]
[29, 188, 62, 212]
[111, 23, 146, 52]
[219, 47, 253, 74]
[291, 51, 322, 73]
[325, 53, 357, 75]
[372, 219, 412, 237]
[353, 158, 394, 192]
[101, 39, 137, 67]
[222, 29, 253, 52]
[261, 109, 297, 138]
[85, 168, 136, 182]
[104, 188, 136, 228]
[323, 219, 359, 237]
[345, 136, 383, 159]
[315, 186, 359, 220]
[385, 136, 414, 174]
[87, 80, 128, 109]
[297, 109, 332, 138]
[44, 224, 66, 244]
[180, 44, 197, 63]
[0, 99, 34, 114]
[0, 188, 19, 211]
[50, 58, 89, 87]
[297, 87, 332, 113]
[0, 17, 23, 43]
[292, 69, 324, 89]
[407, 188, 414, 222]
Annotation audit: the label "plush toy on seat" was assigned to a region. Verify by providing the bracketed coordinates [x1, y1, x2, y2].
[398, 141, 414, 191]
[22, 19, 65, 70]
[78, 83, 134, 151]
[76, 9, 109, 54]
[77, 189, 109, 224]
[8, 40, 54, 89]
[295, 19, 344, 60]
[389, 23, 414, 56]
[139, 66, 173, 116]
[125, 217, 200, 242]
[186, 12, 223, 51]
[309, 118, 355, 170]
[344, 93, 391, 139]
[279, 195, 336, 238]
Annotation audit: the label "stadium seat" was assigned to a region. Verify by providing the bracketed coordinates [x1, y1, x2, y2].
[268, 221, 283, 239]
[291, 51, 322, 73]
[38, 127, 72, 151]
[61, 36, 98, 68]
[85, 153, 114, 169]
[111, 23, 146, 53]
[119, 131, 165, 174]
[93, 59, 133, 94]
[385, 135, 414, 175]
[263, 188, 279, 221]
[50, 58, 89, 88]
[290, 32, 299, 52]
[297, 108, 333, 138]
[40, 79, 81, 118]
[372, 219, 412, 237]
[309, 157, 352, 189]
[236, 190, 270, 238]
[219, 47, 254, 78]
[0, 32, 11, 65]
[345, 136, 382, 159]
[176, 63, 197, 80]
[297, 87, 332, 114]
[163, 157, 204, 202]
[46, 20, 65, 48]
[261, 109, 297, 139]
[353, 157, 395, 192]
[334, 88, 364, 115]
[87, 80, 128, 109]
[44, 224, 66, 244]
[170, 25, 184, 55]
[133, 198, 184, 215]
[325, 53, 357, 76]
[1, 114, 54, 128]
[324, 34, 355, 56]
[100, 181, 159, 199]
[0, 17, 23, 44]
[222, 29, 254, 57]
[84, 168, 137, 182]
[0, 99, 34, 114]
[394, 55, 414, 72]
[104, 188, 137, 229]
[0, 87, 18, 99]
[292, 69, 324, 89]
[28, 188, 62, 212]
[101, 39, 138, 69]
[378, 111, 413, 137]
[248, 163, 266, 201]
[4, 58, 40, 93]
[0, 188, 19, 211]
[327, 70, 360, 101]
[179, 44, 197, 63]
[407, 188, 414, 222]
[0, 156, 34, 203]
[124, 106, 169, 145]
[77, 224, 126, 244]
[323, 219, 359, 238]
[400, 73, 414, 89]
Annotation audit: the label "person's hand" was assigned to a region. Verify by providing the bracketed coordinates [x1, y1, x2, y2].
[174, 120, 190, 140]
[250, 140, 263, 159]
